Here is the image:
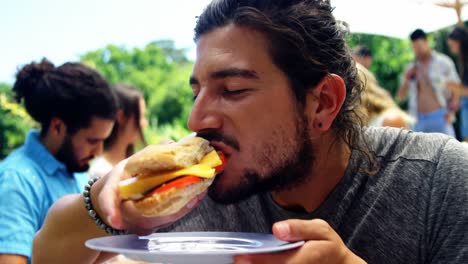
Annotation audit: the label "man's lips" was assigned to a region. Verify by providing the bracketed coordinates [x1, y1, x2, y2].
[210, 141, 233, 157]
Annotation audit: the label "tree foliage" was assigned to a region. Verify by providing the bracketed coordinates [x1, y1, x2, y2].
[0, 83, 36, 159]
[80, 40, 193, 143]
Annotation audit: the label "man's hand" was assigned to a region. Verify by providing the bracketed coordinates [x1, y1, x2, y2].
[404, 66, 417, 81]
[234, 219, 366, 264]
[398, 66, 416, 101]
[446, 81, 461, 114]
[92, 157, 206, 235]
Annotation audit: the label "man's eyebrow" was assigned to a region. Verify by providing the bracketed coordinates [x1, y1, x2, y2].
[210, 68, 259, 80]
[189, 68, 259, 86]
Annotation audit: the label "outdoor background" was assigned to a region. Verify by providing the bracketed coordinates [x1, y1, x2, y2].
[0, 0, 465, 159]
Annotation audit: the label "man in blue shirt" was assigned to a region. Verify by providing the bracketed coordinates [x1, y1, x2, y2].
[0, 58, 118, 264]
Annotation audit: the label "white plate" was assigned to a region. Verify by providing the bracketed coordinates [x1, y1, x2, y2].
[86, 232, 304, 264]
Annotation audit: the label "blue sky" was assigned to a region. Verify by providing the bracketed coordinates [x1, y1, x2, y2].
[0, 0, 211, 84]
[0, 0, 462, 84]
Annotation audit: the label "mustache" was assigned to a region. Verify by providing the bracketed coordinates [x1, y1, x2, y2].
[196, 130, 240, 151]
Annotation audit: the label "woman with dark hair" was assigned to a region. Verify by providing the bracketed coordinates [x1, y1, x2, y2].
[88, 84, 148, 179]
[446, 26, 468, 142]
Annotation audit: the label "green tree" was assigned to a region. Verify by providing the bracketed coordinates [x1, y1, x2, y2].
[0, 83, 35, 159]
[348, 33, 414, 98]
[80, 40, 193, 143]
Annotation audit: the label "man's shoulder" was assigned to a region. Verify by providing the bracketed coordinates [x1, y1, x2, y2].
[1, 146, 28, 168]
[0, 147, 43, 178]
[435, 139, 468, 177]
[364, 127, 454, 163]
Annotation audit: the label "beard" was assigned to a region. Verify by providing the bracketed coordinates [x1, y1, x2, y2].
[201, 109, 315, 204]
[56, 135, 90, 173]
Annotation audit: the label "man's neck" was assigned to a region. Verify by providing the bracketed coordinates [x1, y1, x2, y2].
[271, 132, 352, 213]
[40, 132, 61, 156]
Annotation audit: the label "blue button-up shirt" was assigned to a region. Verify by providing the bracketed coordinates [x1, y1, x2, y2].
[0, 130, 88, 262]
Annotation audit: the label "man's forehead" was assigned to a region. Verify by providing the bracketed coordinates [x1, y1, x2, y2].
[195, 24, 269, 58]
[192, 26, 272, 81]
[74, 117, 114, 135]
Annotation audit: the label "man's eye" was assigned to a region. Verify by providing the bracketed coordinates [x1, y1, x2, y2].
[223, 88, 249, 96]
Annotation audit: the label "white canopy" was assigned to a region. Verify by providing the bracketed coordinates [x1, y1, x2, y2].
[332, 0, 467, 38]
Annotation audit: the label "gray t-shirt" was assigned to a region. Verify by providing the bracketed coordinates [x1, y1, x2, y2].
[161, 127, 468, 263]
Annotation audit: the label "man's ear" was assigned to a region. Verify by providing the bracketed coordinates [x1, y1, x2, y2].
[307, 74, 346, 131]
[116, 110, 125, 125]
[49, 117, 67, 140]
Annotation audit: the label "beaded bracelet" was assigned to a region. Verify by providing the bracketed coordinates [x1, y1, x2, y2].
[83, 177, 128, 235]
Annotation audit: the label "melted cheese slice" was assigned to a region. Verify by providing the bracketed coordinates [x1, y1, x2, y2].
[119, 150, 222, 200]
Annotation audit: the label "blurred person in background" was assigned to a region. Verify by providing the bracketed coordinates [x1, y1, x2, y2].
[398, 29, 460, 136]
[352, 45, 411, 128]
[352, 45, 373, 69]
[0, 58, 118, 264]
[87, 83, 149, 264]
[446, 26, 468, 142]
[88, 83, 148, 179]
[357, 63, 413, 129]
[351, 44, 411, 128]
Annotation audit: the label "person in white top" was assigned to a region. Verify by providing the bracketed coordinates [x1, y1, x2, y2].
[88, 84, 149, 263]
[88, 84, 148, 179]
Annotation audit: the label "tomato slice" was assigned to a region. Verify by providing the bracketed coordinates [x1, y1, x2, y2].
[143, 175, 201, 198]
[215, 152, 226, 173]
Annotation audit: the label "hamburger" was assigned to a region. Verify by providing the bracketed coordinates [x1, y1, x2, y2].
[118, 136, 224, 217]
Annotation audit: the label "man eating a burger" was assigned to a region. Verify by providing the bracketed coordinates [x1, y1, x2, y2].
[33, 0, 468, 263]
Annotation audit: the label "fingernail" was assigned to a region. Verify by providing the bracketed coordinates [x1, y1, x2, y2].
[275, 222, 290, 239]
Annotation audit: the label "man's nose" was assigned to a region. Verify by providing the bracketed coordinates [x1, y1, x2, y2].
[187, 91, 223, 132]
[94, 142, 104, 156]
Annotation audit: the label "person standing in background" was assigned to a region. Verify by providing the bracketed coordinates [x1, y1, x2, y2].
[434, 0, 468, 141]
[0, 58, 118, 264]
[88, 83, 148, 179]
[446, 26, 468, 142]
[398, 29, 460, 136]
